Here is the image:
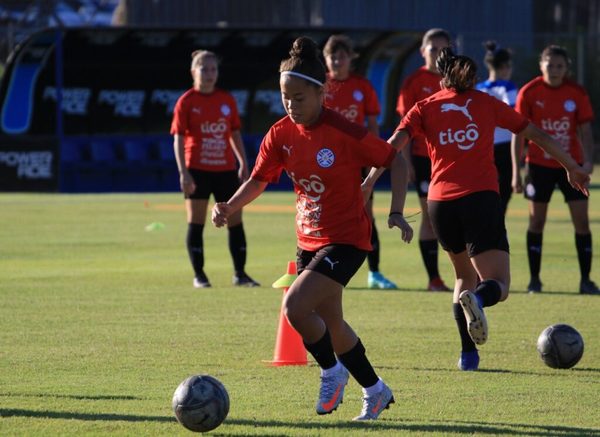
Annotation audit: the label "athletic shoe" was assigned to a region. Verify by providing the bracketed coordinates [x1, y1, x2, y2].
[580, 279, 600, 295]
[232, 272, 260, 287]
[427, 277, 451, 292]
[193, 273, 211, 288]
[368, 271, 397, 289]
[458, 290, 488, 345]
[353, 382, 395, 421]
[458, 350, 480, 371]
[315, 366, 349, 415]
[527, 277, 542, 293]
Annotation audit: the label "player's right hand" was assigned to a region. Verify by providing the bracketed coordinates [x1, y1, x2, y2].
[511, 173, 523, 194]
[567, 166, 590, 197]
[388, 214, 413, 243]
[180, 171, 196, 196]
[212, 202, 231, 227]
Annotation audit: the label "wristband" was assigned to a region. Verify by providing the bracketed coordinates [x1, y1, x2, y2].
[388, 212, 403, 217]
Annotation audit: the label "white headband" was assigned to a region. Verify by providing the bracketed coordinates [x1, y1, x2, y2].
[280, 71, 324, 87]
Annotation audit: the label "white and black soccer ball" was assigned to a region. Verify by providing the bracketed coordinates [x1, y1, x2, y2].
[172, 375, 230, 432]
[537, 324, 584, 369]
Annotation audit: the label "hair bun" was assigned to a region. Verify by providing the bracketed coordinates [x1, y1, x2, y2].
[436, 47, 455, 76]
[289, 37, 319, 61]
[484, 40, 497, 53]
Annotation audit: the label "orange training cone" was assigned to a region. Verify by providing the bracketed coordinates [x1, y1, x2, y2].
[265, 261, 308, 366]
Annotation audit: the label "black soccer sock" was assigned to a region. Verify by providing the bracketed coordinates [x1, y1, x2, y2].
[527, 231, 543, 279]
[337, 338, 379, 388]
[303, 329, 337, 370]
[453, 303, 477, 352]
[186, 223, 205, 278]
[367, 219, 380, 272]
[474, 279, 502, 308]
[575, 233, 592, 281]
[419, 239, 440, 280]
[228, 223, 247, 275]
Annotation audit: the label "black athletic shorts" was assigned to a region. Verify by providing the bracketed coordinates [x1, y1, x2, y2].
[524, 163, 587, 203]
[428, 190, 509, 257]
[296, 244, 367, 286]
[185, 169, 240, 201]
[412, 155, 432, 198]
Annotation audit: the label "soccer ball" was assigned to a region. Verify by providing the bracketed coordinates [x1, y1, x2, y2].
[172, 375, 230, 432]
[536, 324, 584, 369]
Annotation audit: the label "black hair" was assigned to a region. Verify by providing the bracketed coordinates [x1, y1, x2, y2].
[279, 36, 326, 87]
[436, 47, 478, 93]
[323, 34, 356, 58]
[483, 40, 512, 70]
[540, 44, 572, 68]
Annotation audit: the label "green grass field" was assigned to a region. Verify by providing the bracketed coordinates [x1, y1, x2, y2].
[1, 189, 599, 436]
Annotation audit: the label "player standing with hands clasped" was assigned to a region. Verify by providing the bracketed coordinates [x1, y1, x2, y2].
[364, 47, 589, 371]
[213, 37, 412, 420]
[323, 34, 397, 289]
[171, 50, 259, 289]
[512, 45, 599, 295]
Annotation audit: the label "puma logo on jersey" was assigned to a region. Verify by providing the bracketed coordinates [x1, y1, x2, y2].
[422, 86, 432, 94]
[282, 145, 293, 156]
[441, 99, 473, 121]
[192, 107, 202, 114]
[324, 256, 339, 270]
[535, 100, 545, 108]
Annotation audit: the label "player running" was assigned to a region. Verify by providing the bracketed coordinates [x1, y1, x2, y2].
[396, 28, 452, 292]
[171, 50, 259, 288]
[323, 34, 397, 290]
[364, 47, 589, 371]
[512, 45, 599, 295]
[212, 37, 412, 420]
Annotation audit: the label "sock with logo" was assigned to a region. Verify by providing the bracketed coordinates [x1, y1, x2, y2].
[527, 231, 543, 280]
[575, 233, 592, 280]
[303, 329, 337, 370]
[367, 219, 380, 272]
[419, 239, 440, 280]
[186, 223, 205, 278]
[228, 223, 247, 275]
[453, 303, 477, 352]
[337, 338, 379, 388]
[474, 279, 502, 308]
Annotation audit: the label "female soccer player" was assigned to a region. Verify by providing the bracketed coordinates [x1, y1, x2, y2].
[212, 37, 412, 420]
[171, 50, 259, 288]
[512, 45, 599, 294]
[323, 34, 397, 290]
[396, 28, 452, 292]
[365, 47, 589, 371]
[476, 41, 518, 215]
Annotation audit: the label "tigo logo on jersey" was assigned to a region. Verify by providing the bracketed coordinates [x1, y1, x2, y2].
[220, 104, 231, 116]
[316, 148, 335, 168]
[338, 104, 358, 122]
[201, 117, 228, 138]
[353, 90, 364, 102]
[541, 117, 570, 133]
[438, 124, 480, 151]
[563, 99, 576, 112]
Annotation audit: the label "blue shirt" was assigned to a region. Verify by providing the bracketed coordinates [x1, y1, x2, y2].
[475, 79, 518, 144]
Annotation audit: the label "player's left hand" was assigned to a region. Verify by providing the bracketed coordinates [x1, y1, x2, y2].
[212, 202, 231, 227]
[238, 165, 249, 183]
[388, 214, 413, 243]
[568, 166, 590, 197]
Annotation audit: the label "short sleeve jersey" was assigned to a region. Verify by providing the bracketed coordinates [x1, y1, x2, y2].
[398, 88, 528, 201]
[396, 67, 443, 157]
[324, 73, 380, 125]
[475, 79, 518, 144]
[251, 107, 396, 251]
[170, 88, 241, 172]
[515, 76, 594, 168]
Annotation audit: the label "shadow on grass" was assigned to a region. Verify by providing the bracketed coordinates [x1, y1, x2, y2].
[224, 417, 600, 436]
[2, 409, 598, 436]
[411, 367, 600, 376]
[0, 393, 143, 401]
[0, 408, 173, 423]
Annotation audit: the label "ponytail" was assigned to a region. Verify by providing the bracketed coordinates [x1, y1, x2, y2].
[436, 47, 477, 93]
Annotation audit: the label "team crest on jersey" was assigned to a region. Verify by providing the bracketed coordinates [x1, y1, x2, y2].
[220, 104, 231, 116]
[353, 90, 364, 102]
[316, 148, 335, 168]
[563, 99, 576, 112]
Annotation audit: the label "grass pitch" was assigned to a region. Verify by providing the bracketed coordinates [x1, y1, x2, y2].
[1, 189, 599, 436]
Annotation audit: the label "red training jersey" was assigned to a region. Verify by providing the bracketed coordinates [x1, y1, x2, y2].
[251, 107, 396, 251]
[398, 88, 528, 201]
[515, 76, 594, 168]
[170, 88, 241, 172]
[396, 67, 443, 157]
[324, 73, 380, 126]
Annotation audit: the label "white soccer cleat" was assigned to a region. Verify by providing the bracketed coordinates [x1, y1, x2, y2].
[315, 365, 349, 415]
[459, 290, 488, 345]
[353, 382, 395, 421]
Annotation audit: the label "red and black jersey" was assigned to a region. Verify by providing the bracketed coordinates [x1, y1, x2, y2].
[170, 88, 241, 172]
[515, 77, 594, 168]
[398, 88, 528, 201]
[252, 107, 396, 251]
